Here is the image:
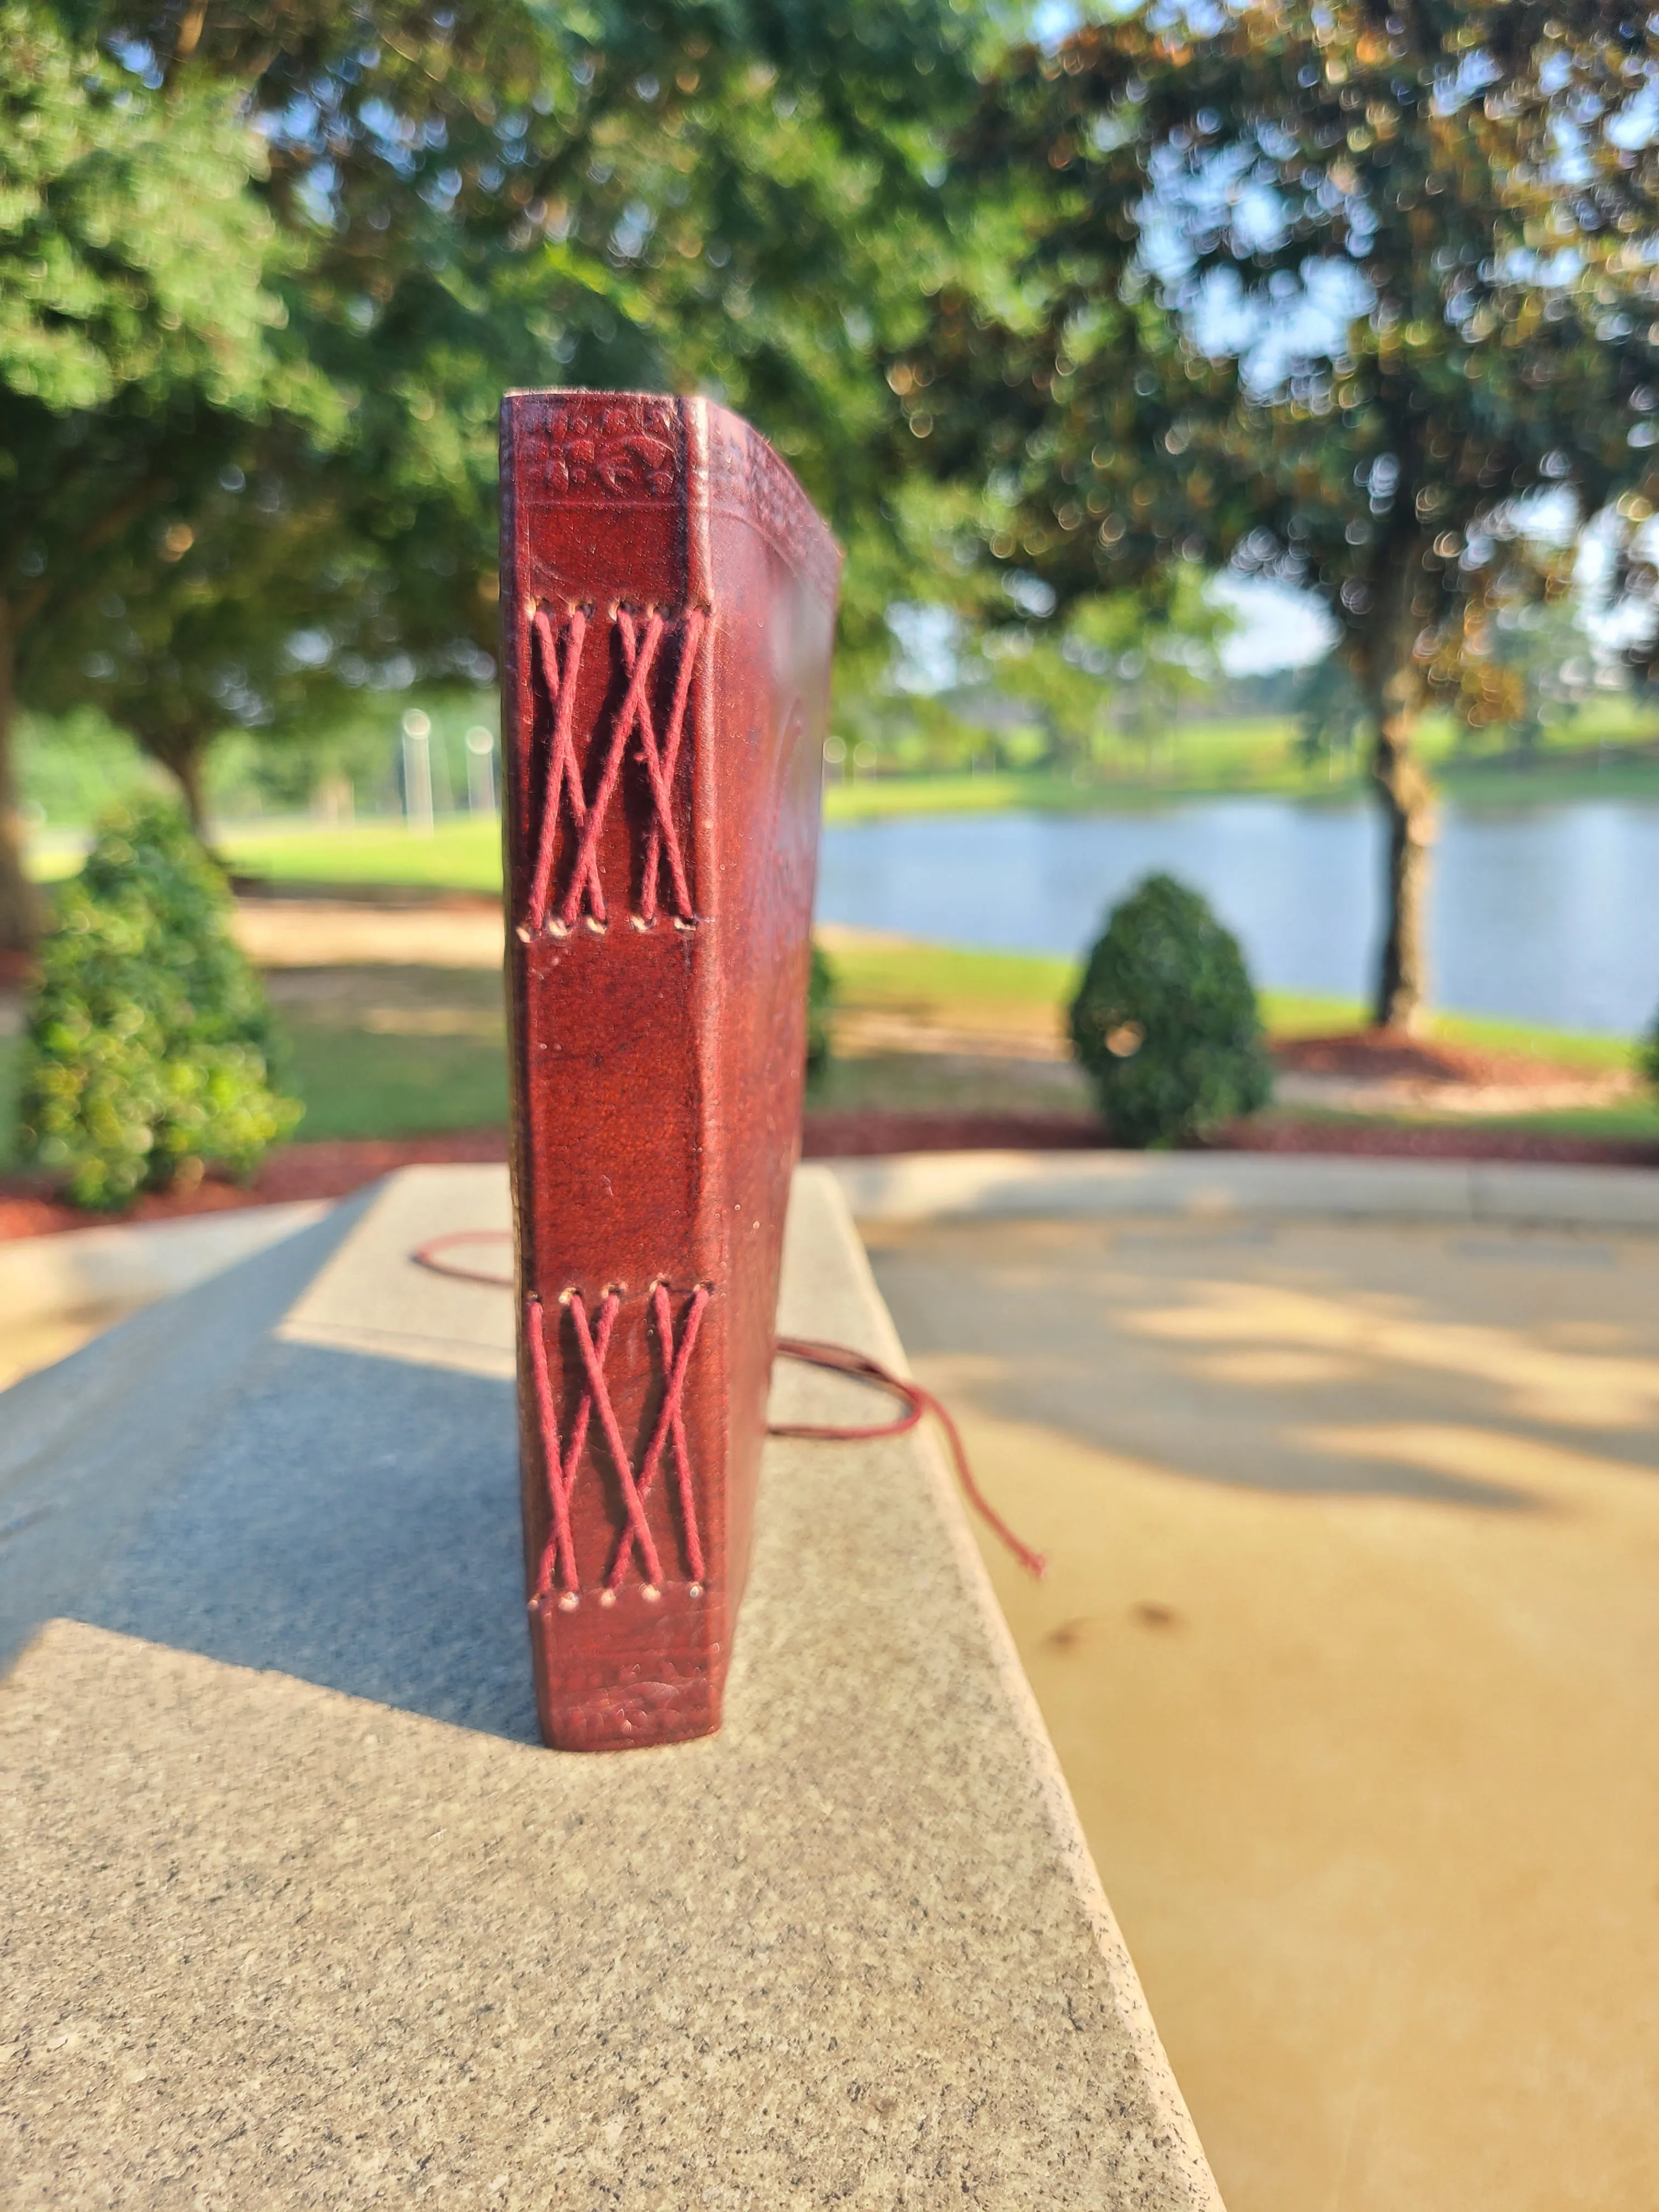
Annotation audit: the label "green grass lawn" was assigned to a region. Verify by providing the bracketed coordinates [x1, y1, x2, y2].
[821, 935, 1642, 1071]
[219, 815, 506, 894]
[822, 759, 1659, 820]
[282, 1027, 508, 1141]
[29, 708, 1657, 896]
[1486, 1100, 1659, 1140]
[5, 1003, 1654, 1185]
[824, 935, 1079, 1014]
[822, 703, 1659, 817]
[0, 1039, 16, 1170]
[4, 875, 1649, 1181]
[1240, 1097, 1659, 1144]
[3, 935, 1640, 1177]
[0, 1025, 509, 1172]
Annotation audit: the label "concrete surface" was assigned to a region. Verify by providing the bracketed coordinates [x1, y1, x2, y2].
[10, 1152, 1653, 1405]
[0, 1165, 1219, 2211]
[0, 1201, 326, 1392]
[862, 1207, 1659, 2212]
[831, 1148, 1659, 1232]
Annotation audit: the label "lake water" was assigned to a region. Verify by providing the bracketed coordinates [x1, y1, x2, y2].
[816, 798, 1659, 1037]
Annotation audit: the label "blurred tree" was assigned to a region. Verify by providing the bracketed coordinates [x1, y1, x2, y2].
[1293, 652, 1367, 775]
[37, 0, 1006, 829]
[1487, 600, 1602, 752]
[20, 459, 381, 831]
[915, 3, 1659, 1028]
[979, 563, 1231, 775]
[0, 0, 336, 951]
[832, 563, 1231, 776]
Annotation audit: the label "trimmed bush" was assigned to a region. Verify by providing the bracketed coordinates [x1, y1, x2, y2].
[1644, 1001, 1659, 1098]
[18, 798, 302, 1208]
[806, 940, 837, 1085]
[1069, 872, 1272, 1148]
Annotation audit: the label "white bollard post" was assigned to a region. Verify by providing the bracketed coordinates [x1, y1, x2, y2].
[402, 708, 435, 837]
[465, 724, 496, 814]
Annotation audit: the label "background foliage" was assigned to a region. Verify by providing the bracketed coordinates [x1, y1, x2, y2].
[18, 797, 301, 1205]
[1069, 869, 1272, 1147]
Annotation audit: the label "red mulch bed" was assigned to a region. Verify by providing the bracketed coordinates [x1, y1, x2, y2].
[0, 1131, 511, 1242]
[1271, 1028, 1604, 1088]
[800, 1109, 1105, 1159]
[3, 1107, 1653, 1241]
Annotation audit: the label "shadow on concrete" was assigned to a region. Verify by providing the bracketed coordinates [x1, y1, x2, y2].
[2, 1194, 539, 1744]
[965, 1365, 1539, 1509]
[870, 1243, 1542, 1510]
[83, 1341, 536, 1743]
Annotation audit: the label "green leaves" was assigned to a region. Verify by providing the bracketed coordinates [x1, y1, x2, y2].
[18, 797, 302, 1207]
[919, 4, 1659, 701]
[0, 0, 1012, 953]
[0, 4, 326, 424]
[1069, 871, 1272, 1148]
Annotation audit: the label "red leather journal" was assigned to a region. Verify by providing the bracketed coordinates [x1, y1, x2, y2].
[499, 391, 841, 1751]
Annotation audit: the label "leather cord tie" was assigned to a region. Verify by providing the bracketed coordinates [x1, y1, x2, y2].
[413, 1232, 1046, 1581]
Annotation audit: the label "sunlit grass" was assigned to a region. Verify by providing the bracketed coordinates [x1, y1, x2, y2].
[4, 830, 1647, 1183]
[281, 1026, 507, 1140]
[822, 705, 1659, 819]
[821, 934, 1079, 1010]
[218, 814, 505, 893]
[0, 1026, 509, 1176]
[0, 1038, 16, 1170]
[820, 937, 1640, 1070]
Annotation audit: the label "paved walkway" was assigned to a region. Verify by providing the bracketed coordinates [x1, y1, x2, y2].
[866, 1209, 1659, 2212]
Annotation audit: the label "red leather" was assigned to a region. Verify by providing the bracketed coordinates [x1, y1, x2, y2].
[499, 392, 842, 1750]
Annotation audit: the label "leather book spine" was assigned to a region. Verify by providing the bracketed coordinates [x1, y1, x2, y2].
[499, 390, 839, 1751]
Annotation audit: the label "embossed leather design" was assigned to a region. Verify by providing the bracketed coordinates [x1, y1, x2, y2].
[500, 391, 841, 1750]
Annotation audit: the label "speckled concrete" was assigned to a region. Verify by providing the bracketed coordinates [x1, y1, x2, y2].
[831, 1148, 1659, 1231]
[863, 1207, 1659, 2212]
[0, 1201, 326, 1392]
[0, 1166, 1219, 2210]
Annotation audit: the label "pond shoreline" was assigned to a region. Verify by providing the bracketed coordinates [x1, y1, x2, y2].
[822, 765, 1659, 823]
[818, 798, 1659, 1040]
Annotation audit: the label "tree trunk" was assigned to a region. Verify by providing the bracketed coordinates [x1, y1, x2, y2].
[170, 746, 209, 837]
[147, 731, 211, 836]
[0, 599, 45, 961]
[1368, 692, 1436, 1033]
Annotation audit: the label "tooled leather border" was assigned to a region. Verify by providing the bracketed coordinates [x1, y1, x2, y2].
[505, 391, 841, 597]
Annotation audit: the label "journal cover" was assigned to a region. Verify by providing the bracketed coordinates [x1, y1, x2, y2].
[499, 390, 842, 1750]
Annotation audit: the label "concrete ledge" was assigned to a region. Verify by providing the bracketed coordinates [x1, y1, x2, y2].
[0, 1201, 330, 1392]
[0, 1165, 1220, 2209]
[830, 1148, 1659, 1231]
[0, 1199, 326, 1328]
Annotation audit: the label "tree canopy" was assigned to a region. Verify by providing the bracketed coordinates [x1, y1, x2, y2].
[0, 0, 338, 941]
[2, 0, 1007, 946]
[913, 2, 1659, 1025]
[14, 0, 1656, 1025]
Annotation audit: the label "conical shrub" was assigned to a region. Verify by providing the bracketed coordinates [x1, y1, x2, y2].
[1069, 872, 1272, 1148]
[18, 797, 302, 1208]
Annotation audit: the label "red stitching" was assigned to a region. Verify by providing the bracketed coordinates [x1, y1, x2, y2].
[526, 1288, 618, 1599]
[607, 1282, 710, 1590]
[618, 607, 704, 926]
[556, 614, 659, 930]
[524, 1284, 712, 1600]
[523, 604, 703, 936]
[436, 1241, 1044, 1585]
[566, 1289, 663, 1588]
[526, 607, 589, 934]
